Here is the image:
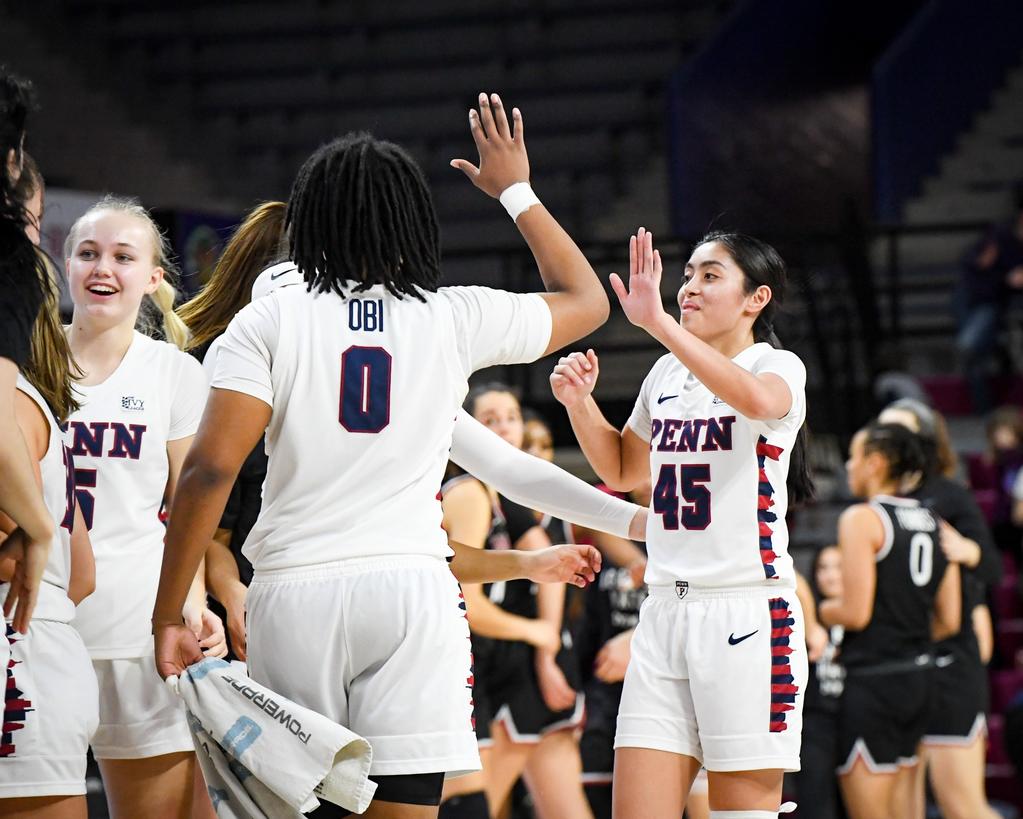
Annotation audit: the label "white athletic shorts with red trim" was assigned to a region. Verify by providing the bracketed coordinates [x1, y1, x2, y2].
[91, 654, 193, 759]
[614, 584, 807, 772]
[246, 554, 480, 778]
[0, 620, 99, 796]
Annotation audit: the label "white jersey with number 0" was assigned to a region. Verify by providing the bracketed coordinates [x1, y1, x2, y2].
[213, 282, 552, 572]
[66, 332, 208, 658]
[627, 343, 806, 589]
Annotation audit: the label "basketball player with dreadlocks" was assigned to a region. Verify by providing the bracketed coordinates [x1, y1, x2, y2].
[153, 94, 611, 818]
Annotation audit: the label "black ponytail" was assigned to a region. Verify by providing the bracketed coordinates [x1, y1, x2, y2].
[861, 421, 928, 490]
[0, 69, 51, 361]
[696, 231, 815, 505]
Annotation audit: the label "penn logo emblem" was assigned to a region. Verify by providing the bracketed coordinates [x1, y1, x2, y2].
[675, 580, 689, 599]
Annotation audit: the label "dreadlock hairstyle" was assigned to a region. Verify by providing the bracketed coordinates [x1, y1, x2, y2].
[15, 153, 82, 421]
[0, 69, 51, 348]
[860, 421, 928, 494]
[695, 231, 815, 506]
[65, 196, 191, 350]
[177, 201, 287, 351]
[286, 132, 442, 302]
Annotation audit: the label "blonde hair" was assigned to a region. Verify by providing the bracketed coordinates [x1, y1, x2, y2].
[65, 195, 191, 350]
[177, 201, 287, 350]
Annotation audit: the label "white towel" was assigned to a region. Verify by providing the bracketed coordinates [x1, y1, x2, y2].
[168, 657, 377, 815]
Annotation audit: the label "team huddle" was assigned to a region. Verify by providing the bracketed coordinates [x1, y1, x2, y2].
[0, 73, 971, 819]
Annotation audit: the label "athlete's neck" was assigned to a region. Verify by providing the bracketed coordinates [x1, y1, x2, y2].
[866, 478, 902, 499]
[697, 325, 757, 360]
[67, 314, 137, 386]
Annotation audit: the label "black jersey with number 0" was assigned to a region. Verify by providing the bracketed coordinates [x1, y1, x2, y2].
[841, 496, 948, 669]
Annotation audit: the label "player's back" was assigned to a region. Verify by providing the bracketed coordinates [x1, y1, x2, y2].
[841, 496, 947, 668]
[214, 281, 551, 572]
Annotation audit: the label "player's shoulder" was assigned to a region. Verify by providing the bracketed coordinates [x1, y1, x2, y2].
[132, 331, 205, 381]
[746, 343, 804, 371]
[645, 352, 686, 383]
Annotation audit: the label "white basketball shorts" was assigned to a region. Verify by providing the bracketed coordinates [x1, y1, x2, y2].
[246, 554, 479, 778]
[0, 620, 99, 796]
[91, 654, 193, 759]
[614, 584, 807, 772]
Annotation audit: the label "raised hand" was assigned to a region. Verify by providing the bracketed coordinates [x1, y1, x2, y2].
[450, 93, 529, 198]
[550, 349, 599, 409]
[524, 543, 602, 588]
[609, 227, 669, 334]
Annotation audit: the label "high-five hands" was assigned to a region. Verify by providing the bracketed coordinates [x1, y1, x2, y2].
[609, 227, 669, 334]
[451, 93, 529, 198]
[550, 349, 599, 409]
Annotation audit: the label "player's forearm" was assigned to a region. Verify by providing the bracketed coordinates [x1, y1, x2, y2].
[794, 572, 819, 631]
[464, 587, 541, 643]
[647, 314, 783, 421]
[185, 557, 208, 612]
[535, 577, 565, 639]
[449, 540, 528, 584]
[153, 462, 235, 625]
[205, 535, 244, 605]
[818, 597, 869, 630]
[450, 412, 641, 538]
[0, 427, 54, 544]
[565, 397, 632, 490]
[516, 206, 608, 345]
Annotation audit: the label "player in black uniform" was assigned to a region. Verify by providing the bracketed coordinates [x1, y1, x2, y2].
[878, 399, 1001, 819]
[821, 422, 961, 819]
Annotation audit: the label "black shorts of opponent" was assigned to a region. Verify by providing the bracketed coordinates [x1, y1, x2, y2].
[309, 773, 446, 815]
[481, 640, 584, 742]
[837, 658, 934, 775]
[923, 650, 988, 744]
[579, 682, 622, 786]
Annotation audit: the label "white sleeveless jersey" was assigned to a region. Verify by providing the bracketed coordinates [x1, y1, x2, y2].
[3, 378, 75, 624]
[212, 282, 552, 572]
[66, 332, 208, 658]
[627, 343, 806, 589]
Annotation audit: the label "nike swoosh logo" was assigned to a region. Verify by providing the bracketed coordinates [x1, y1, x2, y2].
[657, 393, 678, 404]
[728, 630, 758, 645]
[270, 270, 291, 280]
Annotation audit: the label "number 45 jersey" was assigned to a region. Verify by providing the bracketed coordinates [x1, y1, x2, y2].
[626, 343, 807, 590]
[213, 282, 552, 572]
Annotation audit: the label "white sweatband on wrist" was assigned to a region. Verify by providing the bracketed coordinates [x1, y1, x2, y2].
[450, 409, 641, 539]
[499, 182, 541, 221]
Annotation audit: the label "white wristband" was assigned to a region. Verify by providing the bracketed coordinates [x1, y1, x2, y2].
[499, 182, 541, 221]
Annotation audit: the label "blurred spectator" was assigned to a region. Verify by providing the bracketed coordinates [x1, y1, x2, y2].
[872, 342, 929, 411]
[973, 406, 1023, 557]
[955, 181, 1023, 412]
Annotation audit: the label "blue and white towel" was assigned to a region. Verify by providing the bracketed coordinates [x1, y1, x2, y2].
[167, 657, 376, 816]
